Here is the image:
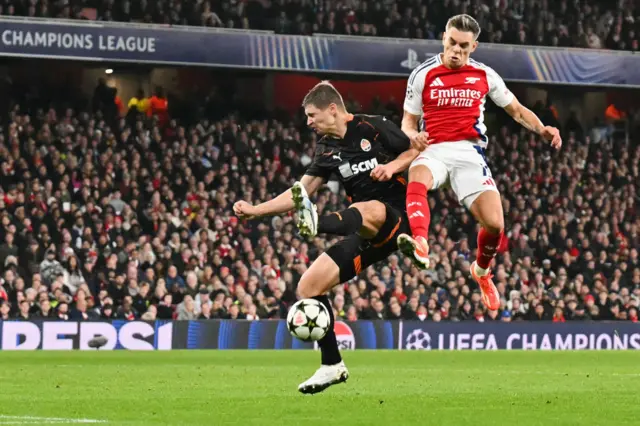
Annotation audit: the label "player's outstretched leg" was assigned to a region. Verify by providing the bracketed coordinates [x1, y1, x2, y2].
[295, 202, 388, 393]
[297, 254, 350, 394]
[468, 191, 503, 311]
[294, 184, 388, 242]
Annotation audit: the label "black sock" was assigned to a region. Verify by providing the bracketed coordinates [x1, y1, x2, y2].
[318, 208, 363, 235]
[313, 295, 342, 365]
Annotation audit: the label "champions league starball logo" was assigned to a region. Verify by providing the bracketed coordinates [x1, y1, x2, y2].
[405, 329, 431, 350]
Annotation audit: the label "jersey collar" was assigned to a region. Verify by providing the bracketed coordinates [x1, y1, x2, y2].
[325, 114, 356, 141]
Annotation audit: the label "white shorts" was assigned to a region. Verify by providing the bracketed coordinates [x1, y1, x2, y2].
[410, 141, 499, 209]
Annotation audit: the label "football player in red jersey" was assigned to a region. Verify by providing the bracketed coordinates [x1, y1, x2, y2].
[397, 14, 562, 311]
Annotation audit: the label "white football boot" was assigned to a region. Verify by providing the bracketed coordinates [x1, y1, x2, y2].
[291, 181, 318, 239]
[298, 361, 349, 394]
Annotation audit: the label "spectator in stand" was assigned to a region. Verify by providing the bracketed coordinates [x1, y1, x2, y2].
[128, 89, 149, 118]
[148, 86, 169, 126]
[0, 300, 10, 320]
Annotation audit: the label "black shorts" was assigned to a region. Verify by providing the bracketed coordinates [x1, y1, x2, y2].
[325, 202, 411, 283]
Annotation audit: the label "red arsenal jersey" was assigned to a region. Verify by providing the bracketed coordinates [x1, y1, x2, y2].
[404, 54, 514, 148]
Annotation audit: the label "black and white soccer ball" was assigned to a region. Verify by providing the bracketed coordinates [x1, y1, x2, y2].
[286, 298, 331, 342]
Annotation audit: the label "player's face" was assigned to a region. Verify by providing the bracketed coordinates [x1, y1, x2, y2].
[305, 104, 337, 135]
[442, 27, 478, 68]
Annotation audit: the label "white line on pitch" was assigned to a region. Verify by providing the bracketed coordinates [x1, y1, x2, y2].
[0, 416, 107, 424]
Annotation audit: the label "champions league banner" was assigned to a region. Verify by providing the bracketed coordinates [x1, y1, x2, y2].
[0, 17, 252, 68]
[0, 320, 638, 351]
[1, 17, 639, 87]
[400, 321, 640, 350]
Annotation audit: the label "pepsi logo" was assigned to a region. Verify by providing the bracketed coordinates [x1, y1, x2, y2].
[334, 321, 356, 350]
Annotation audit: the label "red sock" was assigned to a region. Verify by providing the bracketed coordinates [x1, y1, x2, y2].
[497, 231, 509, 253]
[406, 182, 430, 239]
[477, 228, 503, 269]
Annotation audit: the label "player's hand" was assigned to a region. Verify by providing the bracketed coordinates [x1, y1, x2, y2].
[233, 201, 258, 220]
[370, 164, 395, 181]
[410, 131, 431, 151]
[541, 126, 562, 150]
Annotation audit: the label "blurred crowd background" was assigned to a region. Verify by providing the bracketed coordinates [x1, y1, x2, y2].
[3, 0, 638, 50]
[0, 1, 639, 325]
[0, 71, 638, 325]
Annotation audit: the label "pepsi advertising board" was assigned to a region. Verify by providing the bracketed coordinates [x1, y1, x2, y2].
[0, 320, 173, 350]
[1, 320, 638, 350]
[314, 321, 399, 350]
[0, 320, 398, 350]
[168, 320, 398, 350]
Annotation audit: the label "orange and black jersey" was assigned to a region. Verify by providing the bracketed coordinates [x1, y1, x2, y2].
[305, 114, 410, 210]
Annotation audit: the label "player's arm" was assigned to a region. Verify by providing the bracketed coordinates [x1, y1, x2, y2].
[486, 67, 562, 150]
[233, 174, 325, 219]
[402, 69, 430, 151]
[503, 98, 562, 149]
[401, 111, 421, 140]
[371, 148, 420, 181]
[370, 116, 422, 181]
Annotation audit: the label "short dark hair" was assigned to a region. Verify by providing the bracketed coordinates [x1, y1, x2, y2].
[446, 14, 481, 40]
[302, 81, 346, 111]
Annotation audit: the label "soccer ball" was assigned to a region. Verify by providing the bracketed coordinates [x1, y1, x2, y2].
[286, 299, 331, 342]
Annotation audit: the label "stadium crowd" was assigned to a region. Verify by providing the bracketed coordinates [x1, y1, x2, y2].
[0, 79, 638, 324]
[3, 0, 638, 50]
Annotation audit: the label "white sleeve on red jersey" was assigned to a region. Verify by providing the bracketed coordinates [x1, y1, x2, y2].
[485, 66, 514, 108]
[403, 66, 426, 116]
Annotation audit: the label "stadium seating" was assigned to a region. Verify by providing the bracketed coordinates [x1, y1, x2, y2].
[7, 0, 639, 50]
[0, 84, 638, 323]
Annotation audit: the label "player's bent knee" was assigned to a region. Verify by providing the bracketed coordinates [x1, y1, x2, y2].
[483, 214, 504, 235]
[296, 254, 341, 299]
[469, 190, 504, 234]
[297, 276, 327, 299]
[351, 201, 386, 234]
[297, 279, 336, 299]
[297, 280, 315, 299]
[409, 165, 434, 189]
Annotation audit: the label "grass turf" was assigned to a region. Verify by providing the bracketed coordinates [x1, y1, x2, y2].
[0, 351, 638, 425]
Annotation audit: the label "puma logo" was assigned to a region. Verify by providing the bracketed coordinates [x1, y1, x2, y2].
[323, 150, 342, 162]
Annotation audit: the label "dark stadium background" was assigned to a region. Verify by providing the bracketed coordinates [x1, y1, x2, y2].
[0, 0, 639, 336]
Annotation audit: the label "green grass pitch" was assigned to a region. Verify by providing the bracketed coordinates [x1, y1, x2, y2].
[0, 351, 638, 425]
